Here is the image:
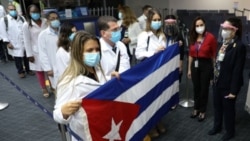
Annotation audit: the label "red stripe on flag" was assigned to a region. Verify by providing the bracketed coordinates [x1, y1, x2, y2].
[82, 99, 140, 141]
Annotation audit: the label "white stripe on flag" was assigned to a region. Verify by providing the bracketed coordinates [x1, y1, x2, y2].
[115, 55, 179, 103]
[126, 80, 179, 140]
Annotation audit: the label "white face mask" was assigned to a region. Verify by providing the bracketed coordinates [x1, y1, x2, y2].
[221, 29, 231, 39]
[195, 26, 205, 34]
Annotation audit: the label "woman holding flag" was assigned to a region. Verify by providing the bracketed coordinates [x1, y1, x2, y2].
[136, 8, 167, 138]
[53, 31, 107, 141]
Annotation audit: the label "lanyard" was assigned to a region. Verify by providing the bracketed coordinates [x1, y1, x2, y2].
[195, 33, 207, 58]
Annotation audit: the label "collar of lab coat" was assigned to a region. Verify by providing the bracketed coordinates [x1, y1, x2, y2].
[142, 14, 147, 20]
[147, 31, 165, 42]
[100, 37, 119, 53]
[47, 26, 59, 35]
[7, 14, 22, 22]
[73, 66, 106, 86]
[31, 18, 47, 28]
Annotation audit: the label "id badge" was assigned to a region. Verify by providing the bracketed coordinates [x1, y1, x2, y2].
[194, 60, 198, 68]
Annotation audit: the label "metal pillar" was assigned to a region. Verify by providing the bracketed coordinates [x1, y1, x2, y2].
[179, 28, 194, 108]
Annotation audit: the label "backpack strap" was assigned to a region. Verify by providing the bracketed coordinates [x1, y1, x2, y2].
[18, 16, 25, 23]
[146, 36, 150, 51]
[115, 51, 121, 72]
[4, 16, 25, 32]
[4, 16, 8, 31]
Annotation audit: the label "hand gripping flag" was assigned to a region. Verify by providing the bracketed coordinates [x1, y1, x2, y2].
[82, 43, 180, 141]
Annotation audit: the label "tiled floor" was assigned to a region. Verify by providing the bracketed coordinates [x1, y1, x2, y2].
[0, 60, 250, 141]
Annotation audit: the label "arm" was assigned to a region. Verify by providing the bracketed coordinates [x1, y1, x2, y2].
[56, 48, 70, 76]
[135, 32, 155, 60]
[129, 22, 142, 46]
[53, 83, 82, 123]
[229, 43, 246, 95]
[22, 23, 33, 57]
[0, 17, 9, 42]
[187, 55, 193, 79]
[38, 32, 52, 72]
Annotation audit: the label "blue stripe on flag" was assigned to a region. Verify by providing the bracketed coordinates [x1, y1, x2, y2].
[131, 93, 179, 141]
[85, 43, 180, 100]
[135, 68, 179, 114]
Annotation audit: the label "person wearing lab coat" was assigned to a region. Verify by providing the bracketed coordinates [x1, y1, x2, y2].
[137, 5, 152, 30]
[0, 4, 32, 78]
[38, 11, 60, 89]
[53, 31, 108, 141]
[136, 8, 167, 138]
[23, 4, 49, 97]
[136, 9, 166, 61]
[97, 16, 130, 80]
[54, 22, 76, 85]
[117, 5, 142, 65]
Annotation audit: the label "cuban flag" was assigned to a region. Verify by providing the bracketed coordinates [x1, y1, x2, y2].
[82, 43, 180, 141]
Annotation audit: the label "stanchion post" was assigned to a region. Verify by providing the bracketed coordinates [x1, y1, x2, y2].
[179, 33, 194, 108]
[59, 124, 69, 141]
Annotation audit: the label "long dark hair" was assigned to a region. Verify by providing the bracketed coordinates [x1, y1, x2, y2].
[57, 22, 75, 52]
[189, 16, 207, 45]
[27, 4, 41, 27]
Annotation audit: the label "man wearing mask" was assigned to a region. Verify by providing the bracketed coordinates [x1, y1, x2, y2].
[138, 5, 152, 30]
[98, 16, 130, 80]
[38, 11, 60, 90]
[0, 4, 32, 78]
[8, 0, 22, 15]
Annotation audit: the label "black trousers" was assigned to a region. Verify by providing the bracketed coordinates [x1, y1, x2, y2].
[191, 58, 213, 113]
[14, 56, 30, 74]
[212, 87, 236, 136]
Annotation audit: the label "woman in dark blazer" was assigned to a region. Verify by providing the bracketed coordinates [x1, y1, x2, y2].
[208, 17, 246, 141]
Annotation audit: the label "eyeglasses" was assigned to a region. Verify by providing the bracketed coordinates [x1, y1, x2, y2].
[48, 17, 59, 21]
[9, 9, 16, 10]
[106, 27, 121, 33]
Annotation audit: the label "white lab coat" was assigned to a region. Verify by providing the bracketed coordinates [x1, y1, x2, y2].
[38, 27, 58, 88]
[117, 20, 142, 54]
[53, 67, 107, 141]
[0, 14, 25, 57]
[54, 47, 70, 85]
[99, 38, 130, 80]
[137, 14, 147, 30]
[0, 5, 6, 40]
[22, 18, 48, 71]
[136, 31, 166, 60]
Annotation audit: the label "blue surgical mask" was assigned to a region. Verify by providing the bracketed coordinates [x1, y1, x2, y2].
[151, 21, 162, 30]
[51, 19, 60, 28]
[9, 10, 17, 17]
[31, 13, 41, 21]
[110, 30, 121, 43]
[69, 33, 75, 41]
[84, 52, 100, 67]
[118, 12, 123, 20]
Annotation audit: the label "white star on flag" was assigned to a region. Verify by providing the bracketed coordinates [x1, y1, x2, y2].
[103, 118, 123, 141]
